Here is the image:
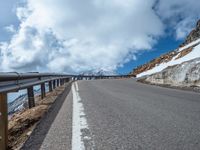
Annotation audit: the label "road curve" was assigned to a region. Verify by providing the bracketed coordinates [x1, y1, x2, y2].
[77, 79, 200, 150]
[22, 79, 200, 150]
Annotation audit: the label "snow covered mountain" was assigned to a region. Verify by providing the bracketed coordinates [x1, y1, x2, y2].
[130, 19, 200, 88]
[8, 94, 28, 115]
[80, 69, 116, 76]
[8, 87, 44, 115]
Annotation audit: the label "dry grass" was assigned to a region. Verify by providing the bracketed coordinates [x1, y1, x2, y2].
[8, 85, 66, 150]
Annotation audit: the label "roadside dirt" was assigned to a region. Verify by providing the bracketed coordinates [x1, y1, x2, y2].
[8, 85, 66, 150]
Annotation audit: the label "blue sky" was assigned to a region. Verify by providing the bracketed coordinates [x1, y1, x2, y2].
[0, 0, 199, 75]
[117, 36, 183, 74]
[0, 0, 19, 41]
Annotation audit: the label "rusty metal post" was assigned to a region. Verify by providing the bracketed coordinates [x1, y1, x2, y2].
[49, 81, 53, 92]
[41, 83, 46, 99]
[27, 87, 35, 108]
[0, 93, 8, 150]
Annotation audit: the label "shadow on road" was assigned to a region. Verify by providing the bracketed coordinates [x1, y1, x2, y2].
[21, 82, 72, 150]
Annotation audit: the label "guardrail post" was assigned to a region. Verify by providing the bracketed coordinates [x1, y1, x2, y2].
[41, 83, 46, 99]
[65, 78, 69, 83]
[0, 93, 8, 150]
[57, 79, 59, 87]
[62, 79, 64, 85]
[60, 79, 63, 86]
[27, 86, 35, 108]
[49, 81, 53, 92]
[53, 80, 56, 89]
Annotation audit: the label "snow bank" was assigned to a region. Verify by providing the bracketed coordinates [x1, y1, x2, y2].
[137, 39, 200, 78]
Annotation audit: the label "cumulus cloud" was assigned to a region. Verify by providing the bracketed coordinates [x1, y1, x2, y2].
[0, 0, 164, 73]
[155, 0, 200, 39]
[4, 25, 16, 33]
[0, 0, 199, 73]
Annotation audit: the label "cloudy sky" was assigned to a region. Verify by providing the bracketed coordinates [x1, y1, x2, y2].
[0, 0, 199, 74]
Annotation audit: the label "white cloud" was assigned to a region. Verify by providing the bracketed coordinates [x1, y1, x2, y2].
[4, 25, 16, 33]
[0, 0, 199, 74]
[155, 0, 200, 40]
[0, 0, 164, 73]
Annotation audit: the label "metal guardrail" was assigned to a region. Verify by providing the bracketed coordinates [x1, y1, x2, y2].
[0, 73, 73, 93]
[0, 72, 71, 150]
[0, 72, 135, 149]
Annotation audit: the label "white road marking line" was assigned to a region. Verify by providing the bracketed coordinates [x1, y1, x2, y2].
[75, 82, 79, 91]
[72, 82, 90, 150]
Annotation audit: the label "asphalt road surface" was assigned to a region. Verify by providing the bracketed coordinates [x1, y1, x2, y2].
[24, 79, 200, 150]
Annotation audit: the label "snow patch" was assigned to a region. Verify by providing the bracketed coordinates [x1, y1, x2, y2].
[177, 38, 200, 52]
[137, 39, 200, 78]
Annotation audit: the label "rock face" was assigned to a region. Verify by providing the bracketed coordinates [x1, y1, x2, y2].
[181, 20, 200, 47]
[143, 58, 200, 87]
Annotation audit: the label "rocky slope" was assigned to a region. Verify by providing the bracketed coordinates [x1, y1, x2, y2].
[142, 58, 200, 87]
[130, 19, 200, 88]
[8, 94, 28, 115]
[8, 86, 47, 116]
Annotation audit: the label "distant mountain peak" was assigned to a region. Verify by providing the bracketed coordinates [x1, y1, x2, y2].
[80, 69, 116, 76]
